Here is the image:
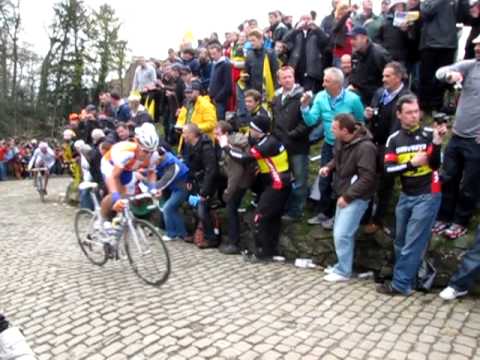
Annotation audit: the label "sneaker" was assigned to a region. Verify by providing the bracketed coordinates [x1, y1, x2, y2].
[444, 224, 468, 240]
[321, 217, 335, 230]
[432, 221, 450, 235]
[376, 281, 406, 296]
[162, 235, 174, 241]
[439, 286, 468, 301]
[324, 272, 350, 282]
[307, 213, 329, 225]
[0, 326, 35, 359]
[323, 266, 334, 274]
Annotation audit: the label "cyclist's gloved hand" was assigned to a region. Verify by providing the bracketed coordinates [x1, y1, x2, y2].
[188, 194, 200, 207]
[112, 200, 126, 212]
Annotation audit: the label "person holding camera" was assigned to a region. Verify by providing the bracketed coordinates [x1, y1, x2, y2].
[283, 13, 331, 93]
[377, 94, 448, 296]
[364, 61, 411, 234]
[433, 34, 480, 240]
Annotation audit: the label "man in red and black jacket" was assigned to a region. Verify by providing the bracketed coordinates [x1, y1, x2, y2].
[377, 94, 448, 296]
[218, 115, 291, 262]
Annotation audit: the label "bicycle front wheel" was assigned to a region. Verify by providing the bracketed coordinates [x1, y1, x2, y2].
[74, 209, 108, 266]
[39, 175, 45, 202]
[124, 219, 170, 286]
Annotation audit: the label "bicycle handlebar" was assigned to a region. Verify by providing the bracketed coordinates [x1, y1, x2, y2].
[29, 168, 48, 172]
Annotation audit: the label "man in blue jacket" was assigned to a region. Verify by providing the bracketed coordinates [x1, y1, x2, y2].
[300, 67, 365, 229]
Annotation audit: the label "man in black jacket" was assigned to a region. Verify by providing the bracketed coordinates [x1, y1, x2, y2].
[208, 42, 232, 120]
[272, 66, 310, 220]
[419, 0, 468, 112]
[245, 29, 278, 103]
[349, 26, 391, 105]
[219, 115, 291, 262]
[269, 10, 289, 43]
[183, 123, 219, 248]
[364, 61, 411, 233]
[284, 14, 331, 93]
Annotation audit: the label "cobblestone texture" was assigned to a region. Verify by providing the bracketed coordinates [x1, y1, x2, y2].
[1, 178, 480, 359]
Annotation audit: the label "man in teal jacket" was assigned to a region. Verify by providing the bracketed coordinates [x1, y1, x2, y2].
[300, 67, 365, 229]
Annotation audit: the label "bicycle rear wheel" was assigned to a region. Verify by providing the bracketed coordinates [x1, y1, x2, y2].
[74, 209, 108, 266]
[124, 219, 170, 286]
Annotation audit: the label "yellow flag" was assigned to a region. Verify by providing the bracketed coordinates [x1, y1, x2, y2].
[146, 96, 155, 119]
[263, 54, 275, 104]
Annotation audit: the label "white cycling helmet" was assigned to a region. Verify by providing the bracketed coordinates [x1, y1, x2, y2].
[63, 129, 75, 141]
[38, 142, 48, 150]
[135, 123, 159, 152]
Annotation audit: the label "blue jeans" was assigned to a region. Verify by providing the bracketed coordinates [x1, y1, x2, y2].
[236, 84, 247, 118]
[0, 162, 6, 180]
[163, 188, 188, 238]
[393, 192, 442, 294]
[287, 154, 309, 218]
[79, 189, 94, 211]
[449, 225, 480, 292]
[332, 199, 370, 277]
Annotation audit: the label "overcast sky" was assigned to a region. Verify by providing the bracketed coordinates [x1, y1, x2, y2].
[20, 0, 376, 59]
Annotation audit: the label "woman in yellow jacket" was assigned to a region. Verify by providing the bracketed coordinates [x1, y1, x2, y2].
[176, 81, 217, 153]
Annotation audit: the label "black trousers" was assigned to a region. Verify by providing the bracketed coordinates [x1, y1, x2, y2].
[225, 188, 247, 245]
[438, 135, 480, 226]
[419, 48, 455, 112]
[254, 183, 291, 258]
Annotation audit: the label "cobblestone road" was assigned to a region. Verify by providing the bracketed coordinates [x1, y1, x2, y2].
[1, 178, 480, 360]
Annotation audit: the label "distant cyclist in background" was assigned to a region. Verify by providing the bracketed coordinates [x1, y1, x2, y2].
[28, 141, 55, 195]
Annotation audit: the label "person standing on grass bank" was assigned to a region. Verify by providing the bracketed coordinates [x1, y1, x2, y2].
[377, 94, 448, 296]
[321, 113, 377, 283]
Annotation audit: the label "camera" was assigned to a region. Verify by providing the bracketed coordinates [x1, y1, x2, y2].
[432, 112, 450, 125]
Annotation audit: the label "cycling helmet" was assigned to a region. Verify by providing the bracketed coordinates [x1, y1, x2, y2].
[63, 129, 75, 141]
[135, 123, 159, 151]
[38, 142, 48, 150]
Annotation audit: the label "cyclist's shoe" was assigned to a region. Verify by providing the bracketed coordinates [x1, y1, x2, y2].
[104, 243, 115, 260]
[43, 189, 48, 196]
